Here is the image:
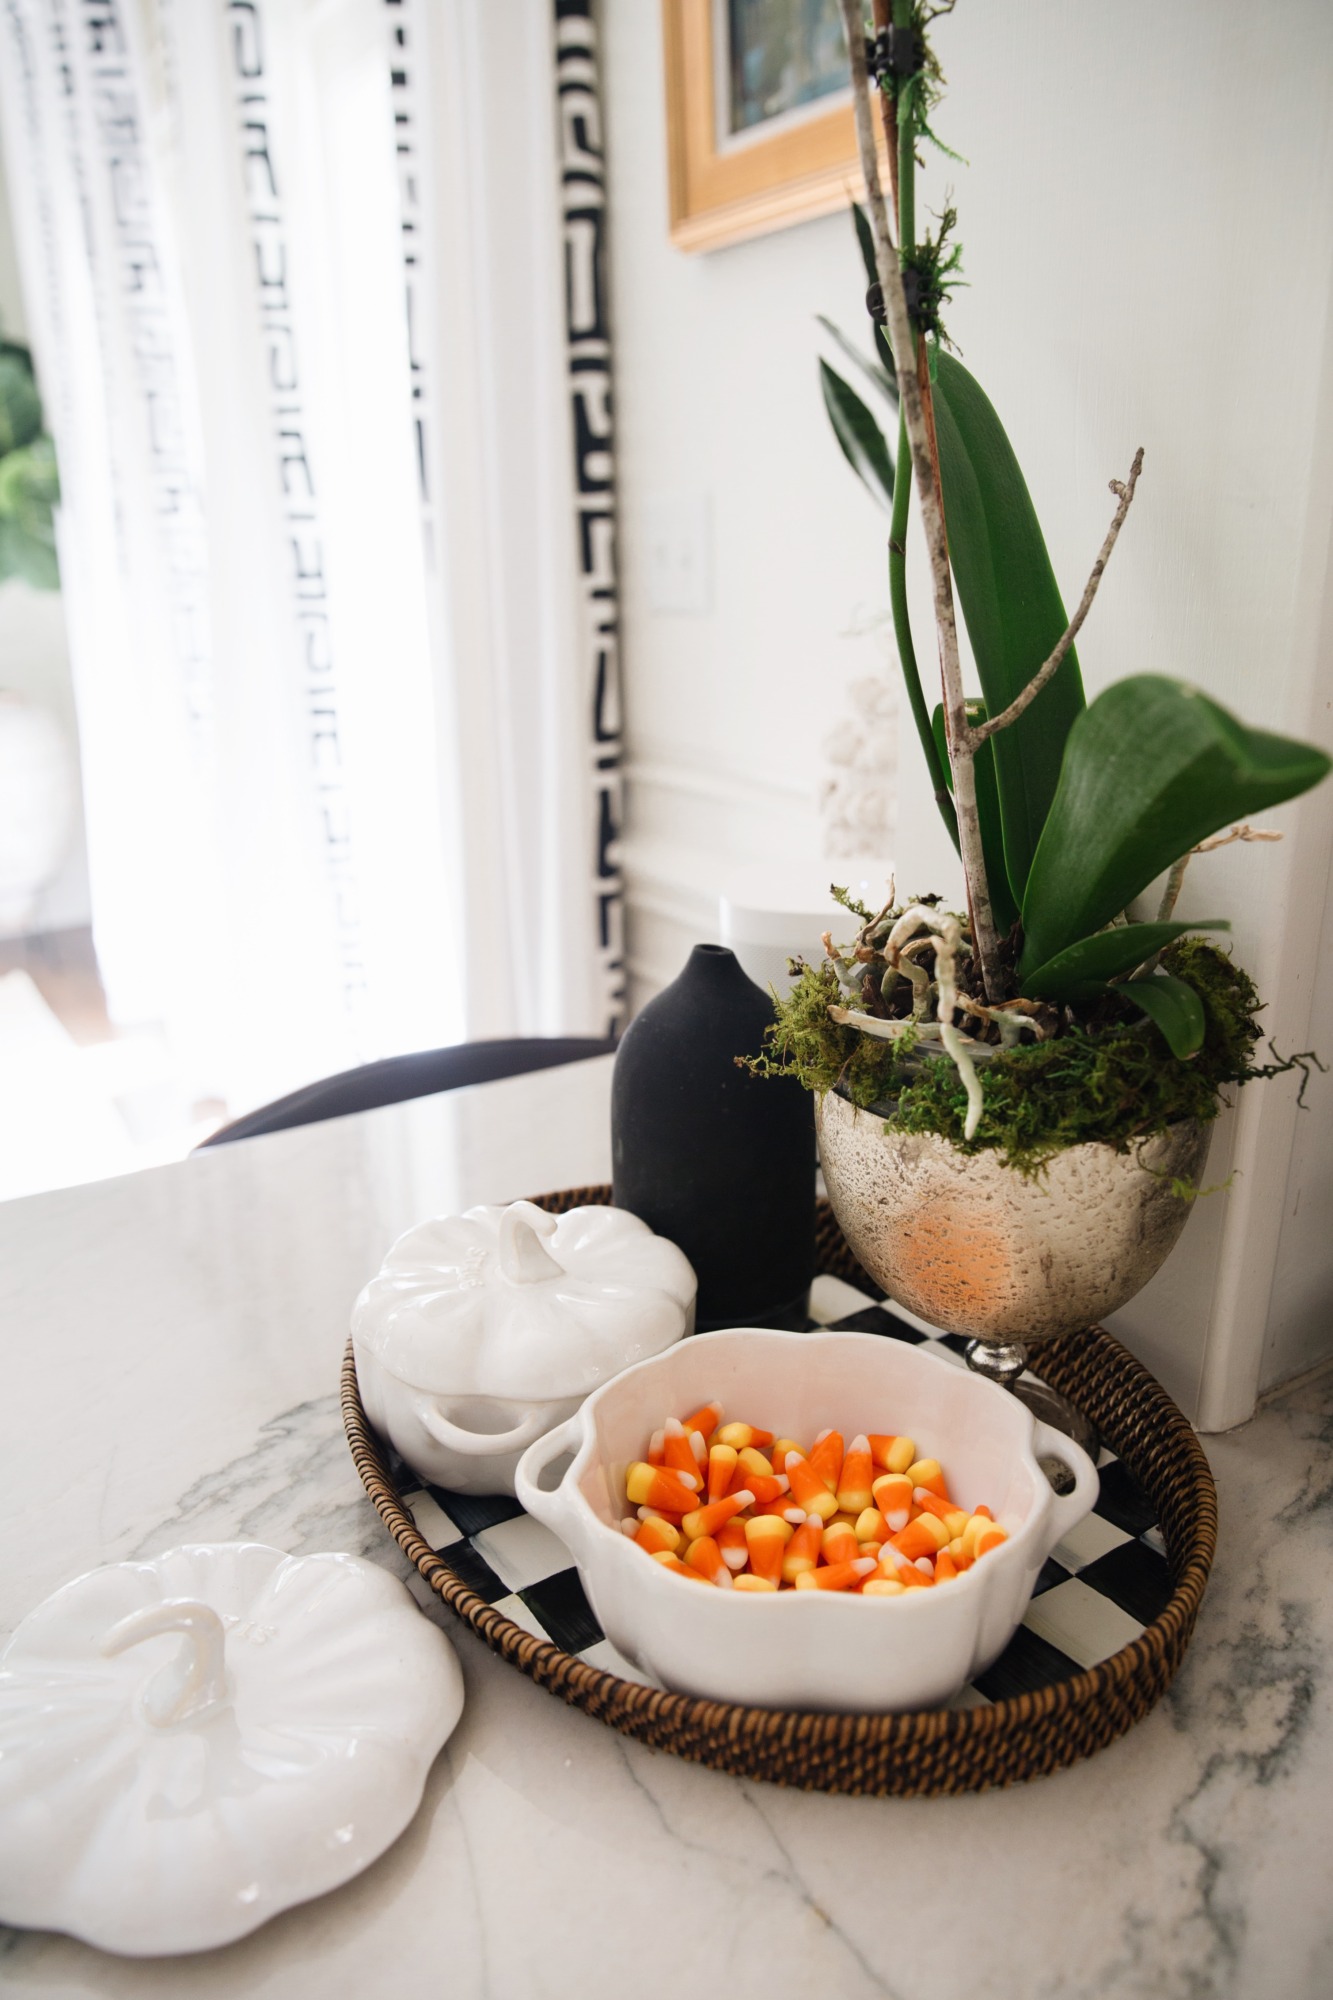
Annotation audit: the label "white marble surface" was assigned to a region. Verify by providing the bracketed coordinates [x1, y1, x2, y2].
[2, 1054, 1331, 1998]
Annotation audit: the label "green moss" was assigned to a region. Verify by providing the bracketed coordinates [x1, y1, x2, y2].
[748, 937, 1277, 1175]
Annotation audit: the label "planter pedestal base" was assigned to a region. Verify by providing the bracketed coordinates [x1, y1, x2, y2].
[964, 1337, 1100, 1477]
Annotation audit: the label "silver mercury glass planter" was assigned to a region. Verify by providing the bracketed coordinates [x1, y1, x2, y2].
[816, 1088, 1212, 1463]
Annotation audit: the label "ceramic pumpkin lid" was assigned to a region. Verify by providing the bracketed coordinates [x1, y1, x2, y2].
[351, 1200, 697, 1399]
[0, 1543, 463, 1956]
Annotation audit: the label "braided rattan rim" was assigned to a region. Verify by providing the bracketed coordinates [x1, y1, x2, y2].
[341, 1189, 1217, 1796]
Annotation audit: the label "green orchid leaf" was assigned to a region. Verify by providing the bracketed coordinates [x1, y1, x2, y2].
[852, 200, 877, 288]
[849, 203, 897, 382]
[1119, 974, 1207, 1059]
[1020, 675, 1332, 979]
[932, 349, 1086, 904]
[1022, 920, 1229, 1001]
[820, 359, 894, 513]
[932, 700, 1019, 935]
[817, 315, 896, 406]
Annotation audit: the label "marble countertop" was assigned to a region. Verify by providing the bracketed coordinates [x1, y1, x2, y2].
[2, 1054, 1330, 2000]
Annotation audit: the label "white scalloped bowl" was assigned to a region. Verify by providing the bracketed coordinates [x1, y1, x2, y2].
[516, 1328, 1098, 1713]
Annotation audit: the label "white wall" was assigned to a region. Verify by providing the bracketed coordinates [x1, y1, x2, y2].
[602, 0, 1333, 1426]
[602, 6, 914, 998]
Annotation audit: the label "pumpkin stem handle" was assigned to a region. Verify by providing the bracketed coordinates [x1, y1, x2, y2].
[103, 1598, 231, 1727]
[497, 1201, 564, 1285]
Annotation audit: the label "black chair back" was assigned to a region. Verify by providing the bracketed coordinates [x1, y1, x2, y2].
[196, 1035, 616, 1147]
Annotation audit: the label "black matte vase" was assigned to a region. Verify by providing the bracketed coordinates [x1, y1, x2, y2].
[611, 944, 815, 1331]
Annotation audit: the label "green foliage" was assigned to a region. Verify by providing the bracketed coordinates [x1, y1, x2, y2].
[852, 198, 878, 289]
[754, 937, 1269, 1175]
[0, 345, 42, 454]
[0, 342, 58, 589]
[816, 30, 1330, 1150]
[819, 360, 894, 513]
[1019, 677, 1333, 981]
[901, 203, 965, 345]
[1167, 934, 1263, 1073]
[932, 700, 1017, 934]
[848, 205, 898, 383]
[817, 314, 895, 407]
[876, 3, 961, 166]
[745, 956, 923, 1110]
[931, 349, 1086, 905]
[1021, 917, 1228, 1000]
[1119, 974, 1207, 1060]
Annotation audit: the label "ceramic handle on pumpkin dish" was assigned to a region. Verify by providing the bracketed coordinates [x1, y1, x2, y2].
[414, 1398, 551, 1458]
[513, 1414, 587, 1550]
[1031, 1419, 1100, 1541]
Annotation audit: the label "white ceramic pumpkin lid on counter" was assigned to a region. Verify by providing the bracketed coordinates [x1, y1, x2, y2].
[352, 1199, 697, 1399]
[0, 1542, 464, 1957]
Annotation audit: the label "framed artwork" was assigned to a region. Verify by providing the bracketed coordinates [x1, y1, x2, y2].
[662, 0, 886, 253]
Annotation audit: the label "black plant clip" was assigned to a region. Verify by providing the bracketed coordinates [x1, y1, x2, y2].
[865, 268, 927, 330]
[865, 25, 924, 89]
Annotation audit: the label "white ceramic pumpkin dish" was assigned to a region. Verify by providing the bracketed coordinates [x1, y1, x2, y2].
[353, 1200, 696, 1494]
[0, 1543, 463, 1956]
[515, 1328, 1098, 1713]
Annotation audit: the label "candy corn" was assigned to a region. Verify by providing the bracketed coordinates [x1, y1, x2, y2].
[836, 1436, 875, 1515]
[872, 1471, 913, 1532]
[869, 1434, 916, 1474]
[684, 1535, 733, 1587]
[625, 1463, 701, 1511]
[783, 1451, 839, 1521]
[681, 1491, 754, 1542]
[683, 1400, 723, 1442]
[651, 1551, 710, 1583]
[726, 1467, 790, 1504]
[663, 1418, 704, 1480]
[744, 1513, 791, 1584]
[807, 1429, 844, 1493]
[707, 1443, 739, 1502]
[620, 1405, 1007, 1599]
[717, 1517, 750, 1571]
[889, 1515, 950, 1561]
[781, 1513, 824, 1583]
[821, 1518, 860, 1567]
[631, 1514, 680, 1556]
[914, 1489, 970, 1537]
[907, 1457, 950, 1501]
[715, 1421, 773, 1451]
[793, 1557, 876, 1591]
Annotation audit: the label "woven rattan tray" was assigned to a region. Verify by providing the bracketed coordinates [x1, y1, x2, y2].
[343, 1188, 1216, 1796]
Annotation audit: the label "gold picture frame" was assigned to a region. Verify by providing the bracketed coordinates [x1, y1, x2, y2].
[662, 0, 887, 253]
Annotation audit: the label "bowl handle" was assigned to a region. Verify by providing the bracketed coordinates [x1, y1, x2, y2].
[514, 1415, 588, 1552]
[414, 1397, 551, 1458]
[1031, 1420, 1100, 1540]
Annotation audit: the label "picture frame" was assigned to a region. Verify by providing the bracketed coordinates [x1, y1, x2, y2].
[661, 0, 886, 254]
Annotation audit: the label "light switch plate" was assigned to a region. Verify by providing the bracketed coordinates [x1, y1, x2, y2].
[641, 492, 712, 615]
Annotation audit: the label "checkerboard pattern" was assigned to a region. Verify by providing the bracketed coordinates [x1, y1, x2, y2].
[394, 1274, 1173, 1706]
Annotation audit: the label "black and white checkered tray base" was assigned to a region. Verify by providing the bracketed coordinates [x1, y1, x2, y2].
[388, 1276, 1174, 1710]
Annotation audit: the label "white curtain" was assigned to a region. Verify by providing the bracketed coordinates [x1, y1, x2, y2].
[0, 0, 622, 1115]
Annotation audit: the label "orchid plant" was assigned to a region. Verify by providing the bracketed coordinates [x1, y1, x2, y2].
[790, 1, 1331, 1148]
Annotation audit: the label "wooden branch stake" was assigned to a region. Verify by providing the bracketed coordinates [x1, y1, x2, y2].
[973, 450, 1145, 746]
[839, 0, 1003, 1003]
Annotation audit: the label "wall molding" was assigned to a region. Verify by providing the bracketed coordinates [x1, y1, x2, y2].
[623, 757, 809, 814]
